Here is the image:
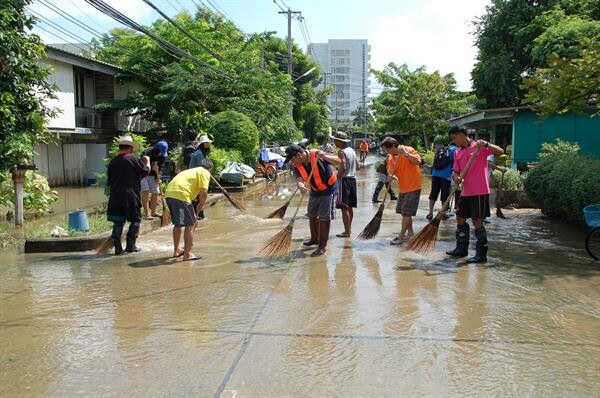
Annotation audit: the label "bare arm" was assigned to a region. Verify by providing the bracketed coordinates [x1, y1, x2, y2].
[477, 139, 504, 156]
[337, 151, 347, 178]
[399, 146, 421, 165]
[318, 150, 341, 167]
[195, 189, 208, 216]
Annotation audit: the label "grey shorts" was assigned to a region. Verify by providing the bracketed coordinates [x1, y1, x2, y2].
[307, 193, 336, 220]
[396, 189, 421, 216]
[166, 197, 196, 227]
[141, 175, 160, 194]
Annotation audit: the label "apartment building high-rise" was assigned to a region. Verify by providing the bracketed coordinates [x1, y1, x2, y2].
[308, 39, 371, 127]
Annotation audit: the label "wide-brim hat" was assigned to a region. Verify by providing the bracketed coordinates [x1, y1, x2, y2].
[198, 135, 213, 145]
[118, 135, 139, 151]
[330, 131, 351, 143]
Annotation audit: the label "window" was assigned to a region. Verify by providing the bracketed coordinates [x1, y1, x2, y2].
[332, 67, 350, 74]
[75, 70, 85, 107]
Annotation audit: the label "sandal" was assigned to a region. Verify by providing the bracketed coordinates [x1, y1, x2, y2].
[335, 232, 351, 238]
[173, 250, 184, 258]
[311, 248, 327, 257]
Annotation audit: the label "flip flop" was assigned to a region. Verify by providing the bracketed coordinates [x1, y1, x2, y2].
[173, 251, 184, 258]
[183, 256, 202, 262]
[335, 233, 351, 238]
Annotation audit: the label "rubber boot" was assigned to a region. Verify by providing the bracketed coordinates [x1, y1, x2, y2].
[303, 217, 319, 246]
[372, 181, 384, 203]
[125, 222, 141, 253]
[312, 219, 330, 256]
[467, 227, 488, 263]
[446, 223, 469, 257]
[111, 222, 124, 256]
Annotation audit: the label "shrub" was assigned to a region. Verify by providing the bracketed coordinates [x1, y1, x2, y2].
[209, 111, 259, 164]
[433, 134, 451, 146]
[491, 169, 526, 191]
[524, 141, 600, 224]
[422, 150, 435, 167]
[0, 171, 58, 215]
[95, 133, 148, 193]
[210, 147, 243, 176]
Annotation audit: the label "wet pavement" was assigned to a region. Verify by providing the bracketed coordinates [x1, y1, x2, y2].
[1, 157, 599, 397]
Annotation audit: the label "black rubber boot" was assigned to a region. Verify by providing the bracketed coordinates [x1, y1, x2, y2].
[468, 227, 488, 263]
[125, 222, 141, 253]
[312, 219, 330, 256]
[111, 222, 124, 256]
[303, 217, 319, 246]
[372, 182, 384, 203]
[446, 223, 470, 257]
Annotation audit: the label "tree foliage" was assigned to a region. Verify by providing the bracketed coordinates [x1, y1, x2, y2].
[372, 63, 473, 147]
[209, 111, 259, 163]
[351, 105, 374, 129]
[472, 0, 600, 108]
[93, 9, 325, 148]
[0, 0, 56, 175]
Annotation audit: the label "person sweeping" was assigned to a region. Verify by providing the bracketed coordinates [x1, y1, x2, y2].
[106, 135, 150, 255]
[286, 143, 340, 256]
[445, 125, 504, 263]
[164, 160, 212, 261]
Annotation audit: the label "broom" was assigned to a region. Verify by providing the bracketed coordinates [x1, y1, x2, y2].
[496, 171, 506, 219]
[265, 187, 299, 219]
[210, 175, 247, 212]
[158, 181, 171, 226]
[406, 147, 480, 254]
[357, 154, 401, 240]
[258, 163, 317, 257]
[95, 234, 114, 254]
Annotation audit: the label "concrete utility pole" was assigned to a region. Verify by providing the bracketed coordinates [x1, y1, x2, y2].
[278, 8, 301, 78]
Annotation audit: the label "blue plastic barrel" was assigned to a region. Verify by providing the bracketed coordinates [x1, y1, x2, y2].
[68, 210, 89, 232]
[583, 204, 600, 228]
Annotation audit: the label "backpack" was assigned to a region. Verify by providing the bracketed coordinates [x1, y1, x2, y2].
[433, 146, 451, 170]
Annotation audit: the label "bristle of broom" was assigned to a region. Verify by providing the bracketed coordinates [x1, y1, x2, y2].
[265, 202, 289, 219]
[258, 221, 294, 257]
[357, 205, 385, 240]
[224, 191, 247, 212]
[406, 217, 441, 254]
[161, 208, 171, 226]
[496, 207, 506, 219]
[95, 236, 114, 254]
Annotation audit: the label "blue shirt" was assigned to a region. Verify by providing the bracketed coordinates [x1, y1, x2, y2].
[188, 149, 205, 168]
[431, 145, 457, 180]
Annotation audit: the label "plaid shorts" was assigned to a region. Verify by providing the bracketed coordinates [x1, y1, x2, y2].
[141, 175, 160, 194]
[308, 192, 336, 220]
[396, 189, 421, 216]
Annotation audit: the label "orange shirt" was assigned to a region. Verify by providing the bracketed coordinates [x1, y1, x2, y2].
[386, 146, 422, 193]
[359, 142, 369, 152]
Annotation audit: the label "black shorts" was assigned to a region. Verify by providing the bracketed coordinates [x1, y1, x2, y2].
[166, 197, 196, 227]
[428, 176, 451, 203]
[457, 194, 490, 220]
[336, 177, 357, 208]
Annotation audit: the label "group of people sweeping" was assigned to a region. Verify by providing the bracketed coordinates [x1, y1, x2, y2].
[105, 124, 504, 264]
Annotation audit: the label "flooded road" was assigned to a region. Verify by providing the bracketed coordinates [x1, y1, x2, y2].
[1, 158, 599, 397]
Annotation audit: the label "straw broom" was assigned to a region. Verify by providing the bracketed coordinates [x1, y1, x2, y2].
[357, 154, 401, 240]
[158, 181, 171, 226]
[259, 164, 316, 257]
[95, 235, 114, 254]
[210, 175, 247, 212]
[496, 171, 506, 219]
[265, 187, 298, 219]
[406, 147, 480, 254]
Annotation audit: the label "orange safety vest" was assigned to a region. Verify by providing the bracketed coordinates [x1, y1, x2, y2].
[296, 150, 337, 192]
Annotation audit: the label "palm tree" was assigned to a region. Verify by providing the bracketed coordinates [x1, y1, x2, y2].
[351, 105, 374, 128]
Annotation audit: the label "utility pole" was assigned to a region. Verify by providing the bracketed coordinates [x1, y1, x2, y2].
[278, 6, 301, 117]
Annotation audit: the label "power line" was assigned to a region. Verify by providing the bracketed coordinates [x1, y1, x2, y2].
[84, 0, 230, 77]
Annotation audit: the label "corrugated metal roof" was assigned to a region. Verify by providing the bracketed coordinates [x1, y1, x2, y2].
[45, 44, 122, 72]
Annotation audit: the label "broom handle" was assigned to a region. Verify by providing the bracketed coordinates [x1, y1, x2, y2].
[381, 153, 402, 203]
[440, 147, 480, 214]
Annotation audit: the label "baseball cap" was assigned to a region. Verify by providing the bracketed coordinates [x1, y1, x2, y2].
[155, 140, 168, 157]
[284, 144, 303, 164]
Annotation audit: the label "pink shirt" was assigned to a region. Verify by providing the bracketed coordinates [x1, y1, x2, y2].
[452, 141, 492, 196]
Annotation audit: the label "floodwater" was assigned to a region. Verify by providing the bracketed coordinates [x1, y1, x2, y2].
[1, 158, 599, 397]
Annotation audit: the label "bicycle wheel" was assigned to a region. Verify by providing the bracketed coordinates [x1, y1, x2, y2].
[265, 165, 277, 182]
[585, 227, 600, 260]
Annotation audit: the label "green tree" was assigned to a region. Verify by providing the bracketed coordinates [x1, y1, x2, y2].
[351, 105, 374, 129]
[0, 0, 56, 175]
[372, 63, 473, 147]
[471, 0, 600, 108]
[209, 110, 259, 163]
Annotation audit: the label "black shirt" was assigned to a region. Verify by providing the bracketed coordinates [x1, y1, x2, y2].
[142, 147, 166, 177]
[107, 153, 149, 219]
[293, 158, 336, 196]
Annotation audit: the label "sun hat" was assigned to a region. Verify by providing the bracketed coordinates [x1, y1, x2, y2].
[118, 135, 139, 151]
[155, 140, 168, 157]
[330, 131, 351, 143]
[198, 135, 213, 145]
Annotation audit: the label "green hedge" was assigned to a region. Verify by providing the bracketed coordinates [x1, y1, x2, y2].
[209, 111, 259, 164]
[525, 147, 600, 224]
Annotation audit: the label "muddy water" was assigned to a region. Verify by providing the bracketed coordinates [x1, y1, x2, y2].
[1, 159, 599, 397]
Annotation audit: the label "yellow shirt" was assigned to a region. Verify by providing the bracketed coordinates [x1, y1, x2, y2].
[165, 167, 211, 203]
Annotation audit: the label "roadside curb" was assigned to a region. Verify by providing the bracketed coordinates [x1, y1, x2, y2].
[24, 193, 224, 253]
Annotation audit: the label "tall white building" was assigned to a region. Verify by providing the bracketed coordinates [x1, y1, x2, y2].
[308, 39, 371, 126]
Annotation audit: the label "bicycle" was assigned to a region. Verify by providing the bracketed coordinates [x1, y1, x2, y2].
[583, 204, 600, 260]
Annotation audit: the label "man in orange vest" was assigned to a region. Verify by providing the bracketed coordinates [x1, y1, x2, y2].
[285, 143, 341, 256]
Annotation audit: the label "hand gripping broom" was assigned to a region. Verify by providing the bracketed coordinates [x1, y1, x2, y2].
[406, 147, 480, 254]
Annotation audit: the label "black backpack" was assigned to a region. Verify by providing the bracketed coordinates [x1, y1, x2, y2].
[433, 146, 451, 170]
